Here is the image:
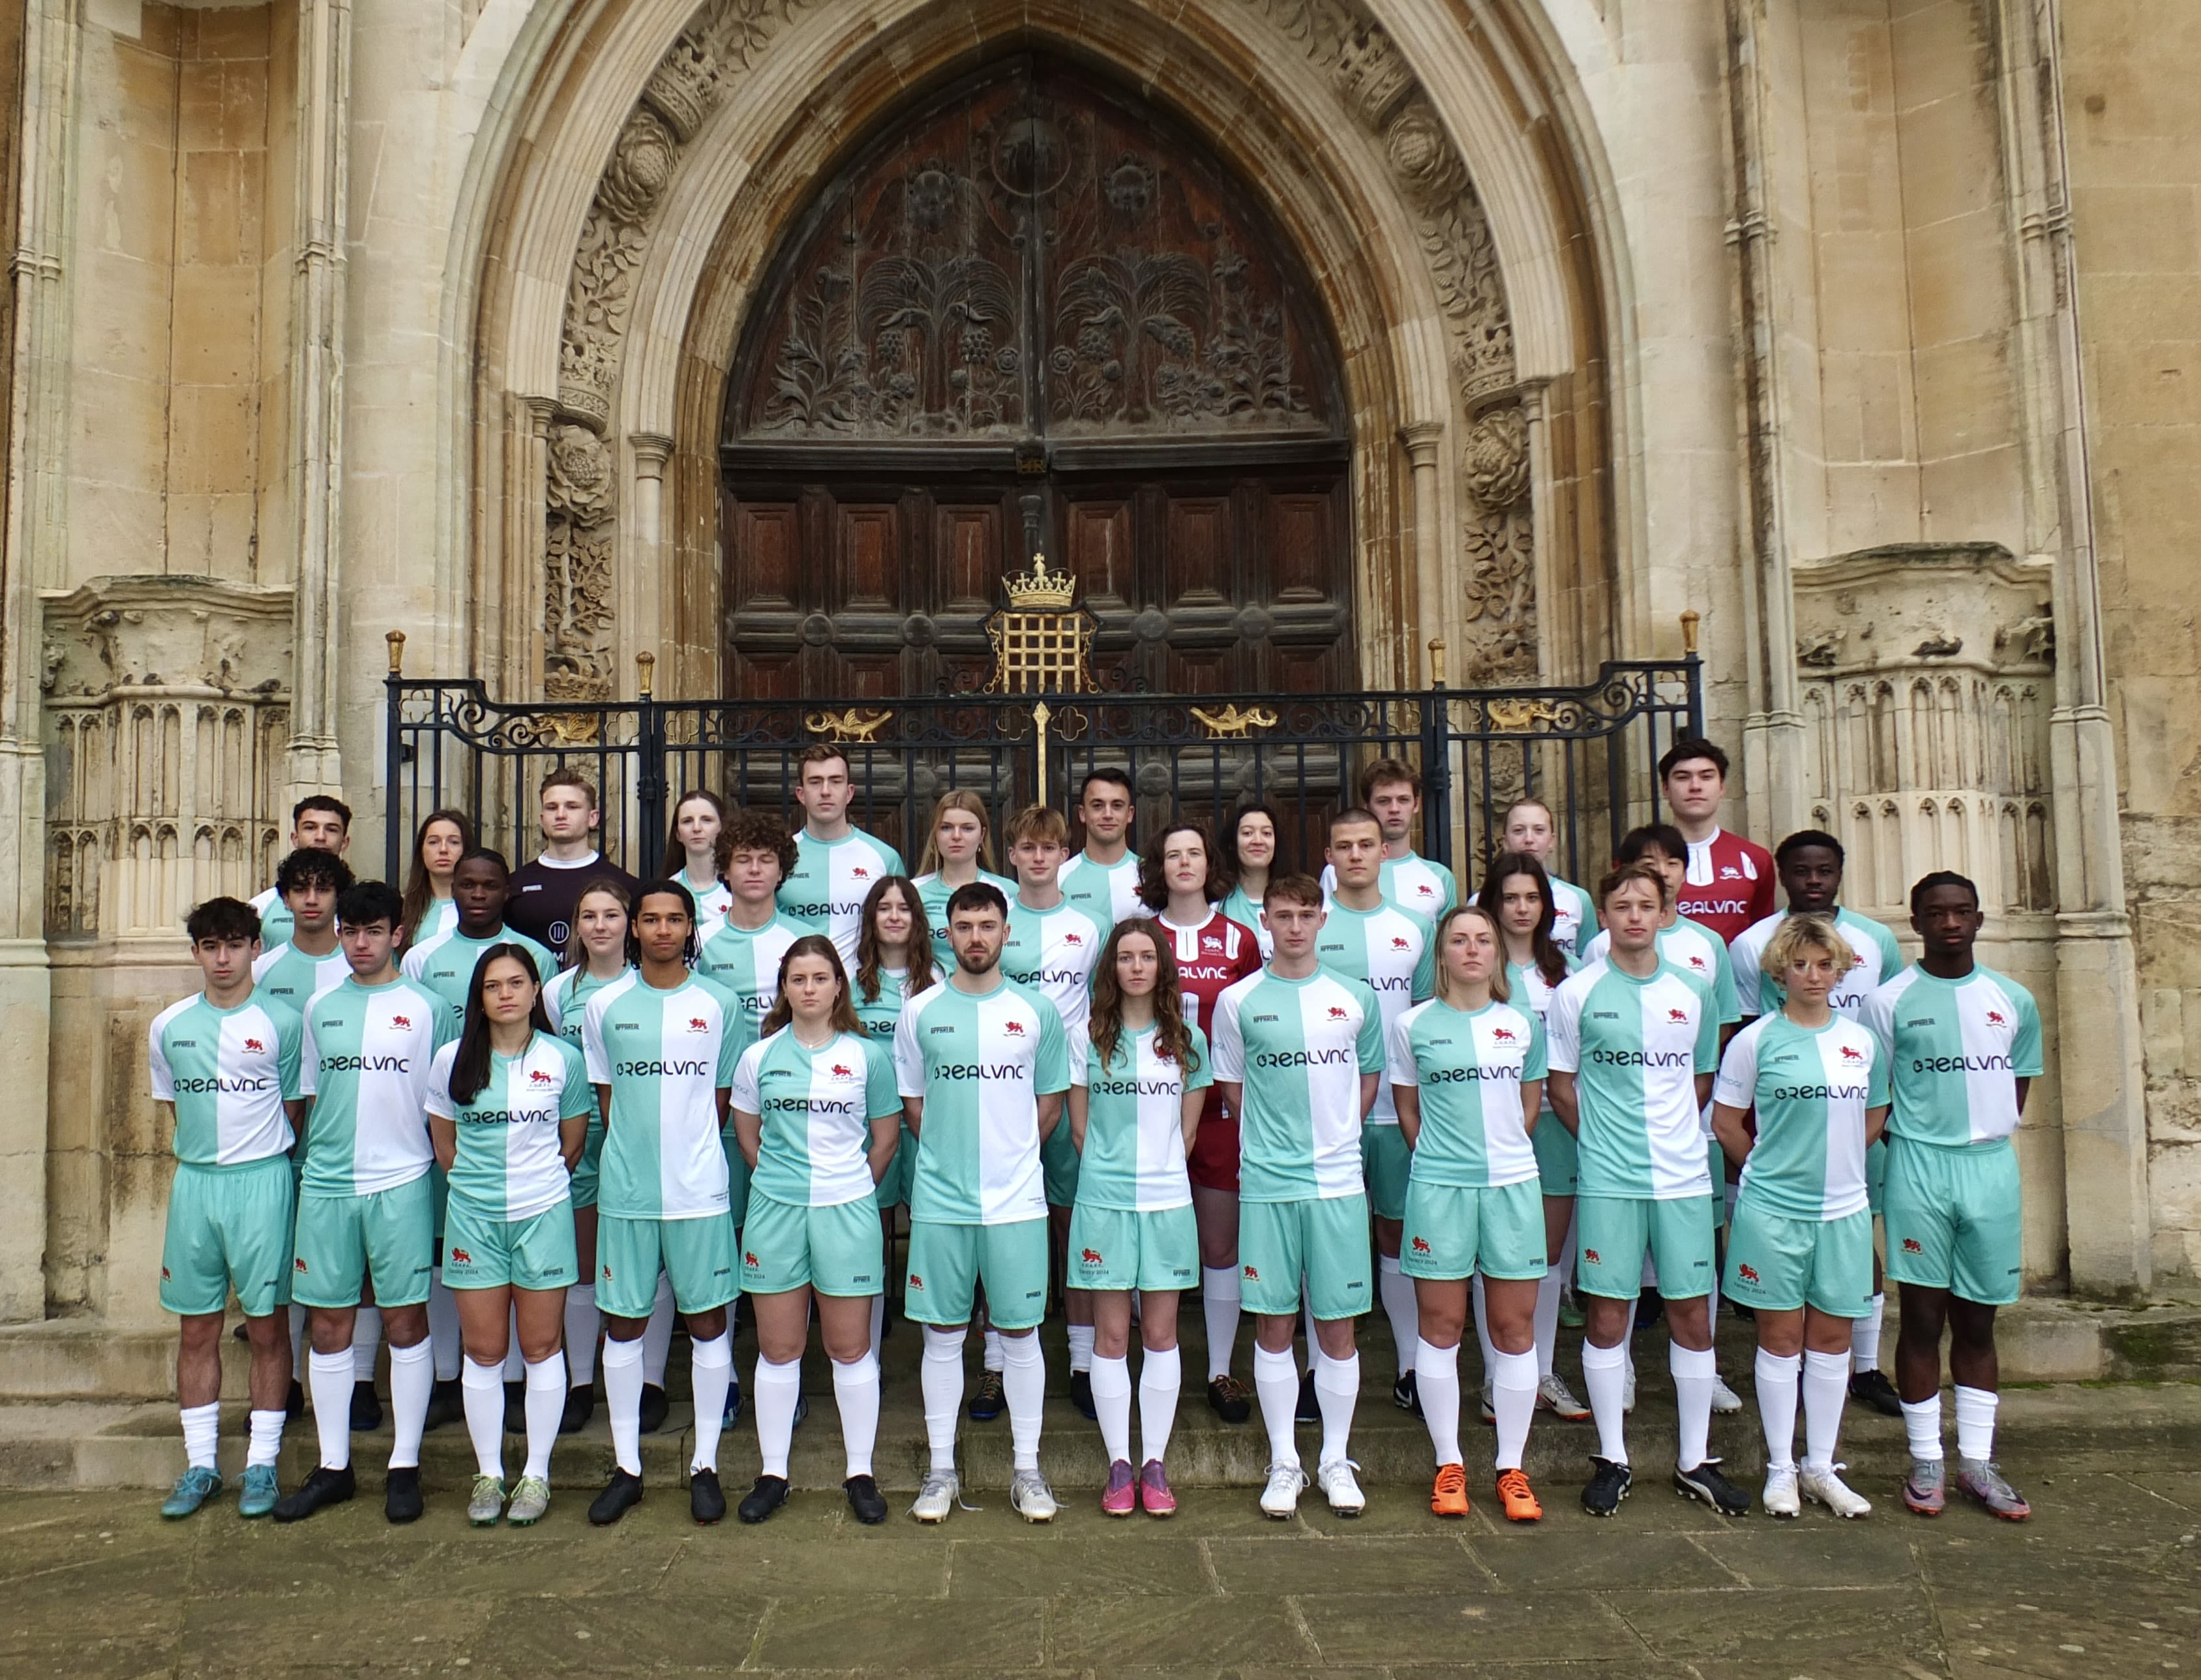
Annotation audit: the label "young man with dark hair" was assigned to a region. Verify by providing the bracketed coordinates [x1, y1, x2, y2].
[272, 880, 458, 1524]
[1656, 738, 1775, 944]
[252, 849, 357, 1012]
[780, 745, 906, 968]
[1319, 759, 1457, 920]
[506, 768, 642, 950]
[250, 795, 353, 950]
[1861, 872, 2043, 1521]
[151, 897, 305, 1520]
[1056, 768, 1143, 929]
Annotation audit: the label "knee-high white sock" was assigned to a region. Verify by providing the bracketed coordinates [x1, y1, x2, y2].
[428, 1271, 461, 1381]
[523, 1353, 565, 1480]
[869, 1293, 886, 1358]
[1533, 1262, 1563, 1380]
[1493, 1347, 1538, 1472]
[1313, 1347, 1359, 1468]
[640, 1274, 675, 1386]
[1471, 1273, 1498, 1390]
[1090, 1352, 1132, 1464]
[602, 1335, 645, 1475]
[1582, 1339, 1629, 1465]
[1902, 1394, 1945, 1462]
[920, 1326, 966, 1471]
[1754, 1347, 1801, 1473]
[982, 1327, 1004, 1372]
[1253, 1343, 1300, 1469]
[1954, 1385, 1999, 1462]
[1801, 1349, 1849, 1473]
[753, 1353, 802, 1479]
[1000, 1332, 1045, 1472]
[1416, 1337, 1462, 1467]
[352, 1306, 382, 1386]
[462, 1357, 505, 1480]
[1378, 1255, 1416, 1377]
[1067, 1323, 1095, 1375]
[563, 1283, 599, 1387]
[247, 1407, 284, 1469]
[181, 1402, 220, 1472]
[387, 1338, 433, 1470]
[503, 1304, 526, 1381]
[1138, 1345, 1180, 1467]
[833, 1353, 880, 1478]
[290, 1302, 308, 1380]
[1851, 1294, 1885, 1373]
[308, 1346, 355, 1471]
[689, 1331, 732, 1474]
[1672, 1342, 1715, 1473]
[1201, 1267, 1240, 1381]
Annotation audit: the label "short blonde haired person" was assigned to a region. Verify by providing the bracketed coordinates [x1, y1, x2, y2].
[1759, 914, 1855, 984]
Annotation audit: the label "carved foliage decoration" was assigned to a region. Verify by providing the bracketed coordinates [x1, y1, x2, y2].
[1458, 404, 1535, 680]
[544, 424, 618, 702]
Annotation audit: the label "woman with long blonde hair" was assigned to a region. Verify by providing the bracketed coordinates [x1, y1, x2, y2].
[911, 790, 1015, 934]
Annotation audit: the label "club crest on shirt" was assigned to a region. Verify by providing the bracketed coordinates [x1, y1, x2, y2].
[1063, 931, 1085, 946]
[392, 1015, 413, 1030]
[1203, 936, 1222, 952]
[1004, 1019, 1027, 1036]
[1686, 955, 1708, 971]
[1080, 1248, 1103, 1265]
[1327, 1006, 1349, 1021]
[245, 1037, 265, 1053]
[448, 1249, 471, 1265]
[1583, 1249, 1600, 1266]
[743, 1250, 760, 1269]
[1241, 1263, 1261, 1282]
[1737, 1263, 1760, 1283]
[1986, 1009, 2007, 1027]
[1409, 1235, 1431, 1255]
[831, 1063, 854, 1077]
[530, 1068, 555, 1085]
[850, 865, 871, 881]
[1667, 1008, 1689, 1023]
[1720, 866, 1741, 880]
[908, 1274, 923, 1289]
[1839, 1045, 1866, 1063]
[1390, 936, 1411, 951]
[687, 1016, 709, 1032]
[1491, 1027, 1519, 1043]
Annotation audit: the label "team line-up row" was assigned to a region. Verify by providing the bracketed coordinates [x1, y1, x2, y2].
[149, 737, 2040, 1532]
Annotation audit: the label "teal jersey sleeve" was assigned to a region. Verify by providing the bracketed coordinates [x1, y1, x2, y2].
[1523, 1009, 1550, 1083]
[1867, 1039, 1891, 1110]
[2013, 985, 2044, 1078]
[1411, 923, 1438, 1003]
[276, 1002, 305, 1102]
[1693, 975, 1722, 1073]
[1183, 1023, 1214, 1092]
[1035, 995, 1071, 1095]
[1709, 938, 1741, 1026]
[863, 1036, 901, 1120]
[1355, 982, 1386, 1073]
[696, 975, 743, 1089]
[554, 1036, 592, 1121]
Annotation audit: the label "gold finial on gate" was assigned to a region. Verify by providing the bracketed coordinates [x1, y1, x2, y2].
[636, 650, 655, 698]
[386, 630, 406, 675]
[1680, 610, 1701, 657]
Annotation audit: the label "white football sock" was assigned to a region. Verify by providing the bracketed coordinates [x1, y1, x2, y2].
[1471, 1272, 1498, 1390]
[563, 1283, 599, 1387]
[522, 1353, 565, 1481]
[1754, 1347, 1801, 1472]
[461, 1357, 505, 1480]
[1492, 1347, 1538, 1473]
[1851, 1294, 1885, 1372]
[1253, 1342, 1299, 1469]
[1067, 1323, 1095, 1375]
[602, 1335, 645, 1475]
[1201, 1267, 1240, 1381]
[1313, 1347, 1359, 1467]
[1000, 1331, 1046, 1471]
[427, 1272, 460, 1381]
[1533, 1261, 1563, 1379]
[689, 1331, 732, 1474]
[832, 1353, 880, 1478]
[1582, 1338, 1630, 1465]
[181, 1402, 220, 1472]
[308, 1346, 355, 1471]
[753, 1353, 802, 1479]
[920, 1326, 966, 1471]
[387, 1337, 432, 1471]
[1902, 1394, 1944, 1462]
[1377, 1255, 1416, 1378]
[246, 1407, 284, 1470]
[1801, 1349, 1849, 1474]
[1137, 1345, 1180, 1467]
[1671, 1342, 1715, 1473]
[982, 1327, 1004, 1372]
[640, 1274, 675, 1386]
[1416, 1336, 1461, 1466]
[1090, 1352, 1132, 1464]
[352, 1306, 382, 1385]
[1954, 1384, 1998, 1462]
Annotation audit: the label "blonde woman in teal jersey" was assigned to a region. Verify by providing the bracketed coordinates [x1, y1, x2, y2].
[852, 874, 942, 1355]
[912, 792, 1016, 934]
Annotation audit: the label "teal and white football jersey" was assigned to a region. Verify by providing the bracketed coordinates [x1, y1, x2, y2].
[1729, 906, 1905, 1020]
[1583, 915, 1741, 1027]
[400, 923, 559, 1028]
[411, 896, 460, 945]
[582, 971, 743, 1220]
[914, 869, 1017, 935]
[1210, 967, 1386, 1203]
[1056, 850, 1143, 931]
[695, 912, 810, 1058]
[668, 871, 731, 930]
[853, 964, 940, 1044]
[1321, 852, 1457, 923]
[1217, 887, 1275, 960]
[543, 963, 629, 1135]
[1545, 957, 1721, 1199]
[251, 941, 351, 1015]
[1077, 1023, 1211, 1212]
[296, 976, 457, 1196]
[1859, 964, 2043, 1147]
[893, 976, 1070, 1225]
[1313, 899, 1435, 1125]
[1548, 876, 1595, 956]
[148, 993, 304, 1165]
[729, 1027, 899, 1207]
[1001, 897, 1103, 1069]
[1505, 955, 1576, 1112]
[250, 884, 293, 950]
[426, 1030, 591, 1220]
[778, 828, 901, 968]
[1714, 1013, 1887, 1220]
[1389, 997, 1547, 1188]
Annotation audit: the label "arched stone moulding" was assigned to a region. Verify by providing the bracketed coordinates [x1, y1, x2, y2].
[467, 0, 1624, 715]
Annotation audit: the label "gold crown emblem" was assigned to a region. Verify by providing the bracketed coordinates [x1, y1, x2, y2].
[1002, 554, 1077, 610]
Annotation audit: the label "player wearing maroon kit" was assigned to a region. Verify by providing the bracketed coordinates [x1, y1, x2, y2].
[1658, 739, 1776, 945]
[1137, 822, 1262, 1422]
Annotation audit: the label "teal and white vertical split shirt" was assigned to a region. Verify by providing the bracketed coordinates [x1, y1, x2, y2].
[1322, 851, 1458, 922]
[1056, 850, 1143, 931]
[400, 924, 559, 1028]
[1388, 997, 1547, 1188]
[696, 912, 812, 1058]
[893, 976, 1070, 1225]
[251, 942, 350, 1015]
[149, 993, 305, 1165]
[1545, 958, 1721, 1199]
[1210, 968, 1386, 1202]
[582, 972, 743, 1219]
[296, 976, 458, 1196]
[426, 1030, 591, 1220]
[778, 828, 902, 968]
[1729, 906, 1905, 1020]
[249, 884, 294, 950]
[1859, 965, 2042, 1146]
[1546, 876, 1596, 956]
[1217, 886, 1275, 960]
[1714, 1014, 1887, 1220]
[1583, 915, 1741, 1028]
[1312, 899, 1434, 1124]
[1076, 1024, 1212, 1211]
[915, 869, 1018, 935]
[1000, 897, 1103, 1066]
[729, 1027, 899, 1207]
[853, 964, 940, 1043]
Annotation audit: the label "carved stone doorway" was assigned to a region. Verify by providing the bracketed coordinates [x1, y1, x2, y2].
[721, 56, 1354, 700]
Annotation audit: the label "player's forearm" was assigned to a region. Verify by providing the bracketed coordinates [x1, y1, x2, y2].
[1547, 1071, 1580, 1135]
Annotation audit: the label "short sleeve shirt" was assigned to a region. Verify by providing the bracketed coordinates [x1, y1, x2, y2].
[1546, 958, 1720, 1199]
[778, 829, 903, 968]
[250, 884, 293, 951]
[1056, 851, 1143, 930]
[914, 871, 1017, 936]
[1157, 912, 1261, 1121]
[1584, 916, 1740, 1027]
[1730, 907, 1906, 1021]
[251, 942, 351, 1016]
[582, 972, 743, 1220]
[296, 976, 458, 1196]
[730, 1027, 899, 1207]
[1210, 967, 1386, 1203]
[544, 964, 629, 1130]
[1002, 897, 1103, 1077]
[695, 913, 811, 1059]
[853, 964, 941, 1045]
[1217, 888, 1275, 960]
[149, 993, 304, 1165]
[1675, 828, 1777, 943]
[1390, 997, 1547, 1188]
[400, 925, 560, 1030]
[893, 976, 1070, 1225]
[426, 1031, 591, 1220]
[1321, 852, 1457, 922]
[1505, 955, 1576, 1113]
[1313, 900, 1436, 1124]
[1859, 964, 2043, 1147]
[1076, 1023, 1211, 1213]
[1714, 1013, 1889, 1220]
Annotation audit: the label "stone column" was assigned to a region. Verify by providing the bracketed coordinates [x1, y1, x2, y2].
[627, 431, 672, 695]
[1398, 420, 1445, 685]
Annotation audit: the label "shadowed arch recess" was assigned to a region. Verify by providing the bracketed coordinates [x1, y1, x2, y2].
[720, 55, 1355, 699]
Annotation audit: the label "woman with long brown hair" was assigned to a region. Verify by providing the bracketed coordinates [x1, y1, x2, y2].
[400, 808, 473, 946]
[657, 788, 730, 925]
[850, 875, 941, 1351]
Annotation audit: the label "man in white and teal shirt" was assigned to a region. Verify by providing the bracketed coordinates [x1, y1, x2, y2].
[581, 881, 744, 1527]
[273, 879, 460, 1525]
[893, 880, 1071, 1524]
[250, 849, 355, 1015]
[1316, 807, 1436, 1407]
[1056, 768, 1143, 928]
[1546, 862, 1741, 1519]
[779, 745, 904, 968]
[150, 895, 306, 1521]
[1860, 871, 2043, 1522]
[1319, 758, 1458, 922]
[1211, 875, 1386, 1520]
[248, 794, 352, 952]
